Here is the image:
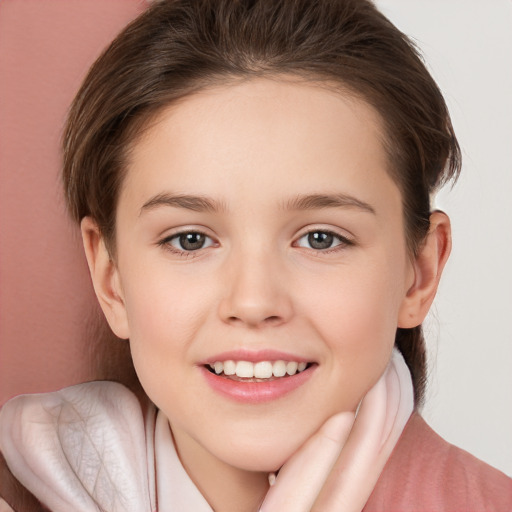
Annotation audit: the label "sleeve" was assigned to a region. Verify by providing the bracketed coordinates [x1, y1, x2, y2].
[0, 453, 48, 512]
[0, 382, 154, 512]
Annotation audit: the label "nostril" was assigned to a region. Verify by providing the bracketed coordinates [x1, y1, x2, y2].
[225, 314, 283, 327]
[264, 315, 282, 324]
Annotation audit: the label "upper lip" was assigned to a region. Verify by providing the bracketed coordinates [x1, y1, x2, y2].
[199, 349, 313, 365]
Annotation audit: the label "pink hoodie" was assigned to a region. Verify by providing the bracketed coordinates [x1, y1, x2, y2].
[365, 413, 512, 511]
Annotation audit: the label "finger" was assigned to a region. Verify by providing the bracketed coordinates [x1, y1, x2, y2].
[312, 351, 413, 511]
[0, 498, 15, 512]
[259, 412, 355, 512]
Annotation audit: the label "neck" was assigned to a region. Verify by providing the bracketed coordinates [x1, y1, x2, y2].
[171, 425, 270, 512]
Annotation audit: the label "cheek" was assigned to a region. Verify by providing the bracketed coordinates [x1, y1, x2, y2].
[121, 259, 210, 338]
[118, 267, 207, 388]
[303, 259, 405, 338]
[298, 256, 406, 387]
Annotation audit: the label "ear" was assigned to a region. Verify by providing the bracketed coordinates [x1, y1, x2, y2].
[81, 217, 130, 339]
[398, 211, 452, 328]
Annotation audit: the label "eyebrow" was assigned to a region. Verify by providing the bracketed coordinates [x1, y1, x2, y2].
[140, 192, 375, 216]
[140, 193, 227, 215]
[283, 193, 376, 214]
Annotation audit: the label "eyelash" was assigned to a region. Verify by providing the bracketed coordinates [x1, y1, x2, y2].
[158, 230, 216, 257]
[294, 229, 354, 254]
[157, 228, 354, 257]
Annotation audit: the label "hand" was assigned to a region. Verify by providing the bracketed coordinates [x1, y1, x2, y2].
[259, 350, 414, 512]
[0, 498, 15, 512]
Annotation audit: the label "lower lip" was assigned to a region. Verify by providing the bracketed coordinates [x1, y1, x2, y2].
[200, 365, 316, 404]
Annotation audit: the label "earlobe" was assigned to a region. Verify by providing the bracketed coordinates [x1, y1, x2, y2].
[81, 217, 130, 339]
[398, 211, 452, 328]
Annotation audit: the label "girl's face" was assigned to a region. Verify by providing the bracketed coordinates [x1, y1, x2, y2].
[111, 78, 416, 472]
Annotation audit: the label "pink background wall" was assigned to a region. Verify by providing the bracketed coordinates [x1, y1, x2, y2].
[0, 0, 143, 405]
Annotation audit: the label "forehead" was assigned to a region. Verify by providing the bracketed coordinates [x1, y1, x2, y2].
[121, 78, 400, 214]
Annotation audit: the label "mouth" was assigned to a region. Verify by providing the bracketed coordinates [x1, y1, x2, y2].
[205, 360, 312, 382]
[201, 355, 317, 403]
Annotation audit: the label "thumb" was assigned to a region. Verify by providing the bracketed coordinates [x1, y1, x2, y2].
[259, 412, 355, 512]
[0, 499, 15, 512]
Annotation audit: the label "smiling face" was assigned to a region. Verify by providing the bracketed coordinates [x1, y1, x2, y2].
[92, 79, 417, 474]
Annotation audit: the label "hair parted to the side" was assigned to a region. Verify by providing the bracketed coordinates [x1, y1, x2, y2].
[62, 0, 461, 406]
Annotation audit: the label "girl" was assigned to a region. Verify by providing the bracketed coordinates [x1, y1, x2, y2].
[1, 0, 511, 510]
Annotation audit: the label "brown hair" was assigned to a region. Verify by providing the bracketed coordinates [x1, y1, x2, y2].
[62, 0, 461, 405]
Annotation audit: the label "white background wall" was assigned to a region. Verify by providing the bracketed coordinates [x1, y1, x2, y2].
[374, 0, 512, 476]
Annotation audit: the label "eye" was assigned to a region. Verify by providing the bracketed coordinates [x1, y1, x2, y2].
[295, 230, 352, 251]
[162, 231, 215, 252]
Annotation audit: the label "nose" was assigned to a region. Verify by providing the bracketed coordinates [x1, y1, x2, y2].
[217, 249, 293, 328]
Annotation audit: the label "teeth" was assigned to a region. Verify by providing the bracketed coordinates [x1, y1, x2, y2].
[273, 360, 287, 377]
[223, 360, 236, 375]
[254, 361, 273, 379]
[208, 360, 309, 378]
[286, 361, 298, 375]
[236, 361, 254, 378]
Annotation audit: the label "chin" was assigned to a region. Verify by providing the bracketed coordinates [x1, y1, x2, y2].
[212, 434, 300, 473]
[224, 453, 287, 473]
